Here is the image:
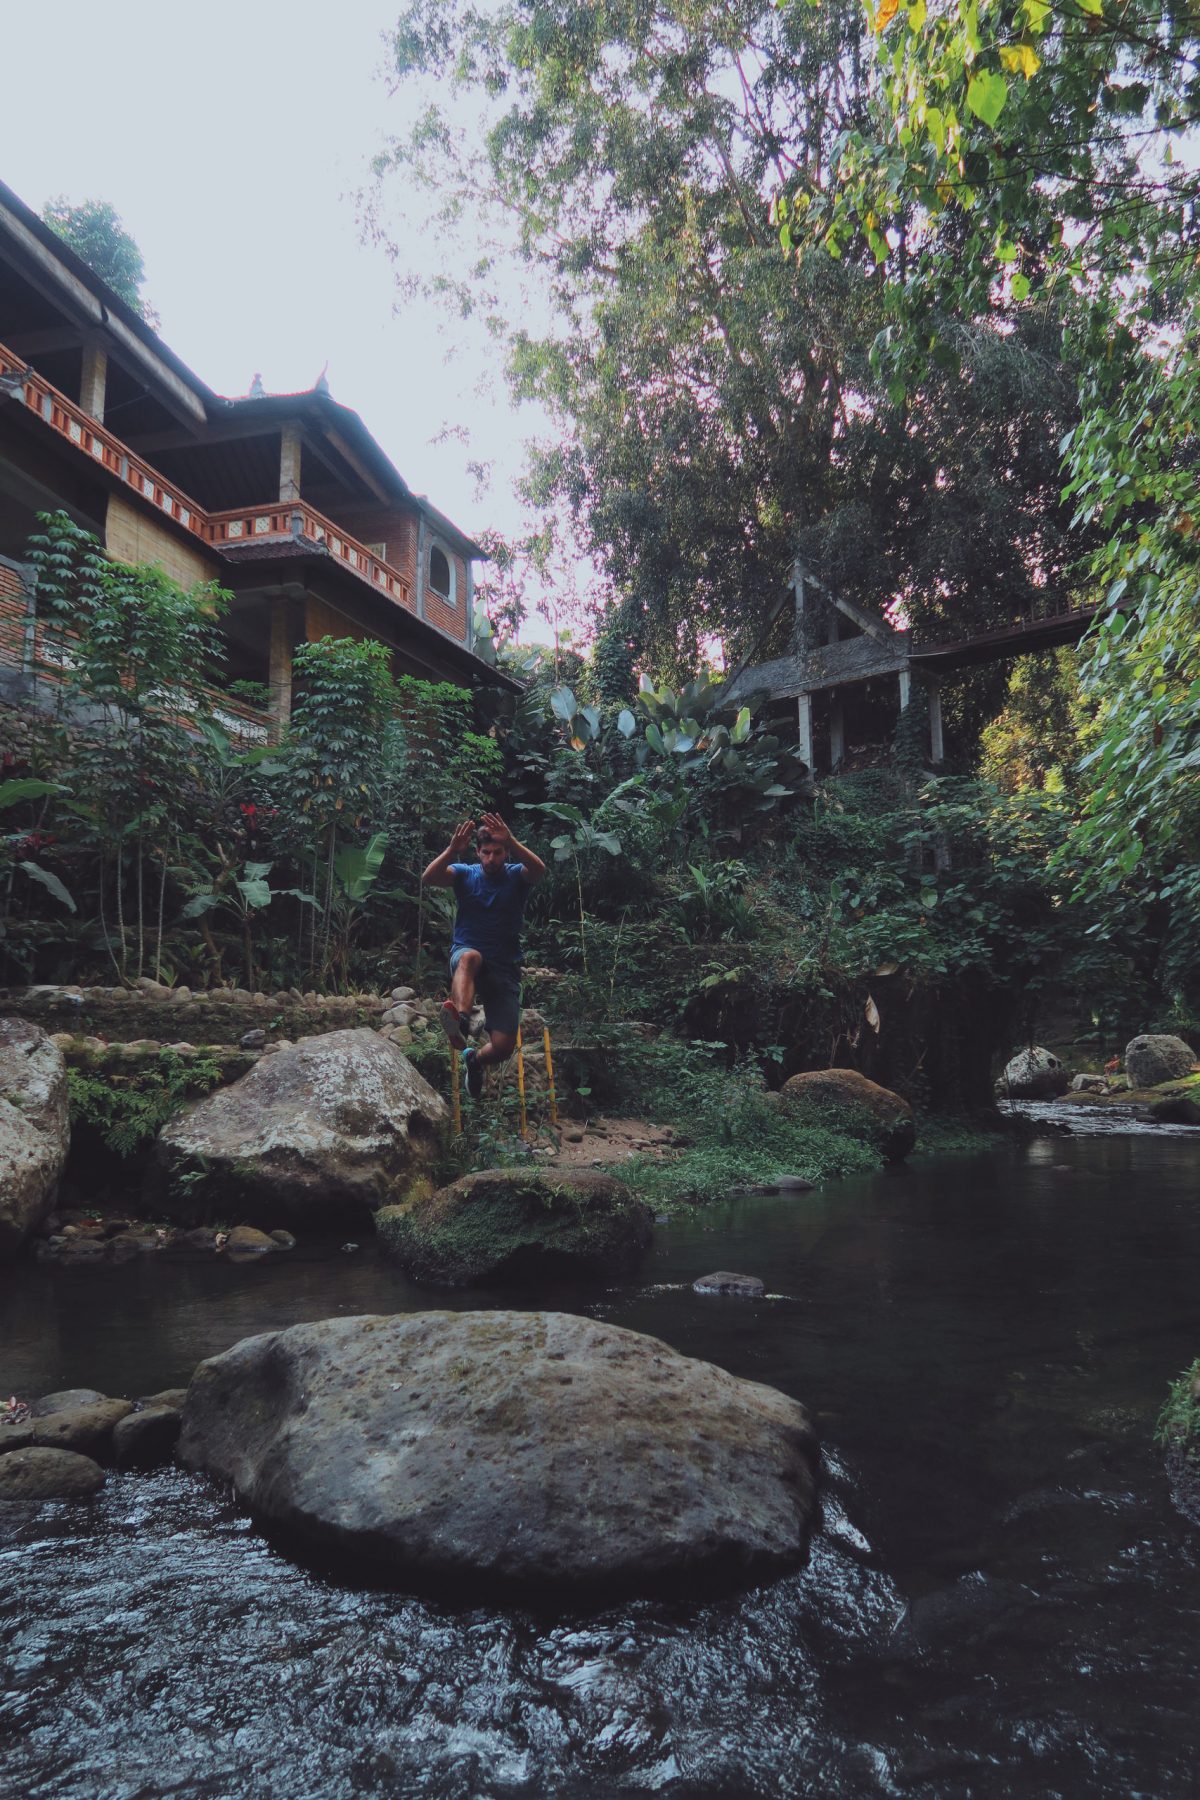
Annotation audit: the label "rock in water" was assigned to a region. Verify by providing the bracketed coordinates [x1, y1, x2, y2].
[997, 1047, 1069, 1101]
[0, 1019, 70, 1260]
[1124, 1034, 1197, 1090]
[781, 1067, 916, 1162]
[0, 1447, 105, 1500]
[694, 1271, 765, 1297]
[179, 1312, 818, 1592]
[376, 1168, 653, 1286]
[150, 1029, 447, 1226]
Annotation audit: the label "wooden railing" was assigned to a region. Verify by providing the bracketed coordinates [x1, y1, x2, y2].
[0, 341, 412, 614]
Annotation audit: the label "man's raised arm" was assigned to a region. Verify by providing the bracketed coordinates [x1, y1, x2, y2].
[422, 819, 475, 888]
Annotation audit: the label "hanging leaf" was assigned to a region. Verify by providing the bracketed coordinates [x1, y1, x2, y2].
[865, 994, 881, 1034]
[19, 861, 75, 912]
[966, 70, 1008, 127]
[645, 722, 665, 754]
[617, 708, 636, 737]
[550, 685, 577, 723]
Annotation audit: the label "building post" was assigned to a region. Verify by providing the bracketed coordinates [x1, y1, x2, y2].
[797, 690, 814, 772]
[268, 596, 293, 740]
[898, 667, 911, 711]
[279, 424, 302, 502]
[928, 679, 944, 763]
[79, 340, 107, 422]
[465, 557, 475, 647]
[829, 691, 845, 770]
[415, 512, 428, 619]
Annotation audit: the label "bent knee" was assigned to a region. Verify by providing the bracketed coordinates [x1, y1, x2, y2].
[456, 949, 484, 971]
[490, 1031, 517, 1060]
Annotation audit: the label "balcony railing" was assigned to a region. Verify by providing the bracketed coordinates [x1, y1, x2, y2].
[0, 340, 412, 616]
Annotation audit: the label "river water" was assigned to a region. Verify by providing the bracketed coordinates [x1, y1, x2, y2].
[3, 1128, 1200, 1797]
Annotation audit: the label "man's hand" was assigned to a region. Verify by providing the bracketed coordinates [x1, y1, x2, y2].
[479, 811, 511, 847]
[449, 818, 476, 858]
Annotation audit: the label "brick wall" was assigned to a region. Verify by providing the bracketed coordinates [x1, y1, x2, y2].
[106, 494, 221, 590]
[305, 596, 369, 644]
[336, 504, 419, 592]
[0, 559, 28, 671]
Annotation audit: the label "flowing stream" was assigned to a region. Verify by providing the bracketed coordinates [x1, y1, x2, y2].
[3, 1128, 1200, 1797]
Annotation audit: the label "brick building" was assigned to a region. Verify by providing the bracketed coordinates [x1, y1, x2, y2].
[0, 178, 510, 739]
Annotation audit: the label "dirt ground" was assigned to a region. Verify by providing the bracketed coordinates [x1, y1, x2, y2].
[541, 1116, 685, 1170]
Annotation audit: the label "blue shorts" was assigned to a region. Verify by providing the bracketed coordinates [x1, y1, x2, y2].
[449, 948, 522, 1039]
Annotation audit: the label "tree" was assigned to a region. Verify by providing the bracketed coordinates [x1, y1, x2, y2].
[794, 2, 1200, 978]
[375, 0, 1089, 705]
[41, 196, 155, 321]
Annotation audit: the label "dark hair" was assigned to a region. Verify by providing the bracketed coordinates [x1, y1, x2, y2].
[476, 826, 498, 847]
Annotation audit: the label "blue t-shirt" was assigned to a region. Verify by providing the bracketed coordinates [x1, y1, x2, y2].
[450, 862, 528, 966]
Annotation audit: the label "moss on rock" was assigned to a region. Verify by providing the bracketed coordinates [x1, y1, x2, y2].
[780, 1067, 916, 1162]
[376, 1167, 654, 1286]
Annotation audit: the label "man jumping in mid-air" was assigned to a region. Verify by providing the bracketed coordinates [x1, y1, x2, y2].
[421, 812, 546, 1098]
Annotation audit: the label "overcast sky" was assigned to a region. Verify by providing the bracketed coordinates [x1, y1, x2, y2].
[0, 0, 561, 633]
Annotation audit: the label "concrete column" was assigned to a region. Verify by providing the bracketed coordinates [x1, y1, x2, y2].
[829, 692, 845, 770]
[797, 690, 814, 772]
[898, 668, 911, 711]
[465, 558, 475, 647]
[268, 596, 293, 739]
[279, 424, 302, 502]
[79, 341, 107, 422]
[792, 556, 806, 652]
[928, 681, 944, 763]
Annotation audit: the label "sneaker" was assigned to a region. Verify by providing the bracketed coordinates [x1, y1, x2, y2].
[440, 1000, 468, 1051]
[463, 1048, 485, 1101]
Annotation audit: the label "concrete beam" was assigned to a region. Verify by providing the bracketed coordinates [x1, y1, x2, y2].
[80, 340, 107, 422]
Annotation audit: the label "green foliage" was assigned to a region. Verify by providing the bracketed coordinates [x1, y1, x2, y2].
[1156, 1360, 1200, 1464]
[41, 195, 154, 320]
[67, 1051, 223, 1158]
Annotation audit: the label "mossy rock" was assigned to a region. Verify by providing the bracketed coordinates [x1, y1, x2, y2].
[376, 1167, 654, 1287]
[780, 1067, 916, 1162]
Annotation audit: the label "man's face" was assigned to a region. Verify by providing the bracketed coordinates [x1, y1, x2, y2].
[478, 837, 506, 879]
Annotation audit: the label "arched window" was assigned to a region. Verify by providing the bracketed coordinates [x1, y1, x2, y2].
[428, 543, 454, 603]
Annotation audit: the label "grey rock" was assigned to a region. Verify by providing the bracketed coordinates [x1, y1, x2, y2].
[390, 986, 415, 1003]
[1070, 1073, 1108, 1094]
[377, 1168, 653, 1286]
[0, 1019, 70, 1259]
[31, 1397, 133, 1459]
[1125, 1033, 1197, 1089]
[113, 1406, 182, 1471]
[269, 1229, 297, 1249]
[694, 1271, 766, 1298]
[31, 1388, 109, 1416]
[151, 1029, 447, 1228]
[139, 1388, 189, 1411]
[997, 1047, 1069, 1101]
[179, 1311, 819, 1591]
[0, 1446, 105, 1500]
[0, 1422, 34, 1455]
[239, 1028, 268, 1051]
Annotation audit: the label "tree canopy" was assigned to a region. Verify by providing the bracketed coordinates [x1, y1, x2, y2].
[375, 0, 1093, 695]
[41, 195, 154, 321]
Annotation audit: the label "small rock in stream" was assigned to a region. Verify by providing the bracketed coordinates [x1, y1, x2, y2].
[0, 1446, 106, 1500]
[693, 1271, 766, 1298]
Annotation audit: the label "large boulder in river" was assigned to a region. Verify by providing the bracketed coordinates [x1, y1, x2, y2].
[150, 1029, 446, 1226]
[1125, 1033, 1196, 1090]
[0, 1018, 70, 1260]
[376, 1168, 653, 1286]
[997, 1046, 1069, 1101]
[781, 1067, 916, 1162]
[179, 1311, 818, 1592]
